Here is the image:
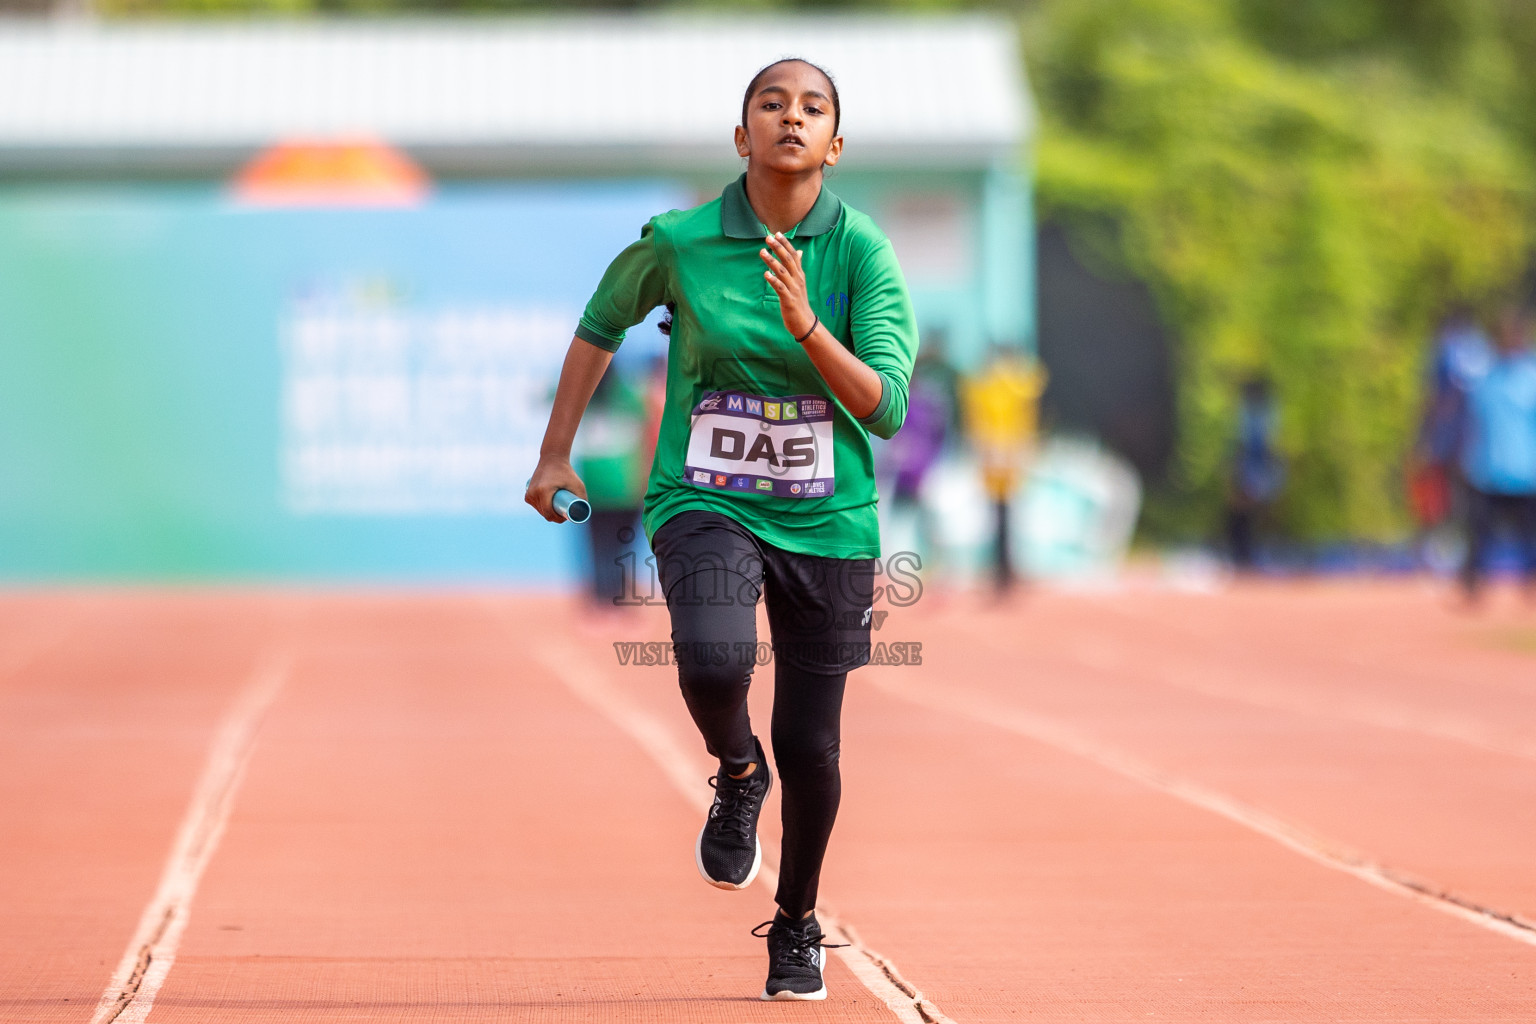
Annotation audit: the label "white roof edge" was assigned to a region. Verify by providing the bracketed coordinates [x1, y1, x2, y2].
[0, 15, 1033, 174]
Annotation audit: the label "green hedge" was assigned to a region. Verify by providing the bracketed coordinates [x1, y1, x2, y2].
[1025, 0, 1534, 540]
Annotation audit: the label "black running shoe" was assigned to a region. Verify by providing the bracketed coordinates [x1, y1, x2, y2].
[695, 738, 771, 890]
[753, 912, 847, 1001]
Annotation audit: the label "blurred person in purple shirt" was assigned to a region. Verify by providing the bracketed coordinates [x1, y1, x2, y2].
[889, 352, 951, 501]
[879, 344, 953, 556]
[1455, 308, 1536, 601]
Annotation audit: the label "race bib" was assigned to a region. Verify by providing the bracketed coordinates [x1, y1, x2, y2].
[684, 390, 835, 498]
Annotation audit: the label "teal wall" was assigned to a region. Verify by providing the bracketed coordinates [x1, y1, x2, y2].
[0, 183, 682, 581]
[0, 167, 1034, 581]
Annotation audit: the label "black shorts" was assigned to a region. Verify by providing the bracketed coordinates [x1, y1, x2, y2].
[651, 509, 877, 674]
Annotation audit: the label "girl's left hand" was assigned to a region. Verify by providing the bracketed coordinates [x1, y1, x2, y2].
[760, 233, 817, 341]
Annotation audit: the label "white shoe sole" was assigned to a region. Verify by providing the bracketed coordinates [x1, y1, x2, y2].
[695, 827, 762, 890]
[760, 986, 827, 1001]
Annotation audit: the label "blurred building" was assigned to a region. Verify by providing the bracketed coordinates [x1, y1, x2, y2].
[0, 18, 1034, 580]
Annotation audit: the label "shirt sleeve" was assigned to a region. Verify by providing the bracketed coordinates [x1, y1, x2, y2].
[575, 219, 669, 352]
[848, 234, 919, 440]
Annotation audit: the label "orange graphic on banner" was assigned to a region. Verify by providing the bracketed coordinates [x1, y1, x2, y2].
[232, 139, 430, 207]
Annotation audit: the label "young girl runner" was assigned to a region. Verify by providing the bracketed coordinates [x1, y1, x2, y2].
[527, 57, 917, 1001]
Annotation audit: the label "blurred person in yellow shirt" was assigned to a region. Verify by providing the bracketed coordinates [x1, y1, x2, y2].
[962, 346, 1046, 592]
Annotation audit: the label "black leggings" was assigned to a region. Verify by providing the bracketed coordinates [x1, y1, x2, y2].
[653, 510, 874, 917]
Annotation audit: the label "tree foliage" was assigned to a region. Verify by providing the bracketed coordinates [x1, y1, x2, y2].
[1025, 0, 1535, 540]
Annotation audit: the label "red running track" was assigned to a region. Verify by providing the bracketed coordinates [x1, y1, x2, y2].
[1, 581, 1533, 1022]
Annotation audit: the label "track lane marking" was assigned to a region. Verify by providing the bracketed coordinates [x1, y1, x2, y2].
[867, 668, 1536, 949]
[90, 654, 289, 1024]
[1082, 602, 1536, 762]
[1100, 651, 1536, 764]
[1102, 588, 1536, 703]
[947, 611, 1536, 764]
[536, 641, 956, 1024]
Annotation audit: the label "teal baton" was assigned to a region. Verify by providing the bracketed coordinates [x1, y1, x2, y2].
[550, 488, 591, 524]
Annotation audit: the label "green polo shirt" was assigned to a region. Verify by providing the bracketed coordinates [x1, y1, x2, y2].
[575, 173, 918, 558]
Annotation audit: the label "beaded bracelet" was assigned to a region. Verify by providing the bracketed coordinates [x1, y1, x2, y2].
[795, 316, 820, 345]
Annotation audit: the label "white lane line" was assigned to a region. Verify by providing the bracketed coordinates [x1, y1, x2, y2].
[536, 641, 955, 1024]
[944, 611, 1536, 765]
[867, 670, 1536, 950]
[1120, 658, 1536, 765]
[1063, 608, 1536, 764]
[91, 654, 289, 1024]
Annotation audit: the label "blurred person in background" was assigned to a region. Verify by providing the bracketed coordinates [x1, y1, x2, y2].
[914, 327, 963, 436]
[1410, 307, 1493, 563]
[1453, 308, 1536, 603]
[1224, 375, 1284, 571]
[878, 340, 953, 561]
[961, 345, 1045, 593]
[640, 352, 669, 472]
[574, 366, 648, 609]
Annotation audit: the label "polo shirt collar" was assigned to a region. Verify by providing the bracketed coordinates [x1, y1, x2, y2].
[720, 173, 843, 240]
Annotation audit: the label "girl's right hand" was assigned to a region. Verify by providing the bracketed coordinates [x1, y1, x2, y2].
[525, 455, 587, 523]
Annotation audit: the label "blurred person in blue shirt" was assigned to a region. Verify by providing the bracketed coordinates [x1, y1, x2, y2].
[1455, 308, 1536, 601]
[1421, 306, 1494, 467]
[1409, 308, 1493, 541]
[1225, 375, 1284, 571]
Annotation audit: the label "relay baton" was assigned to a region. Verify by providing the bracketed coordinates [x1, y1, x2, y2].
[551, 488, 591, 524]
